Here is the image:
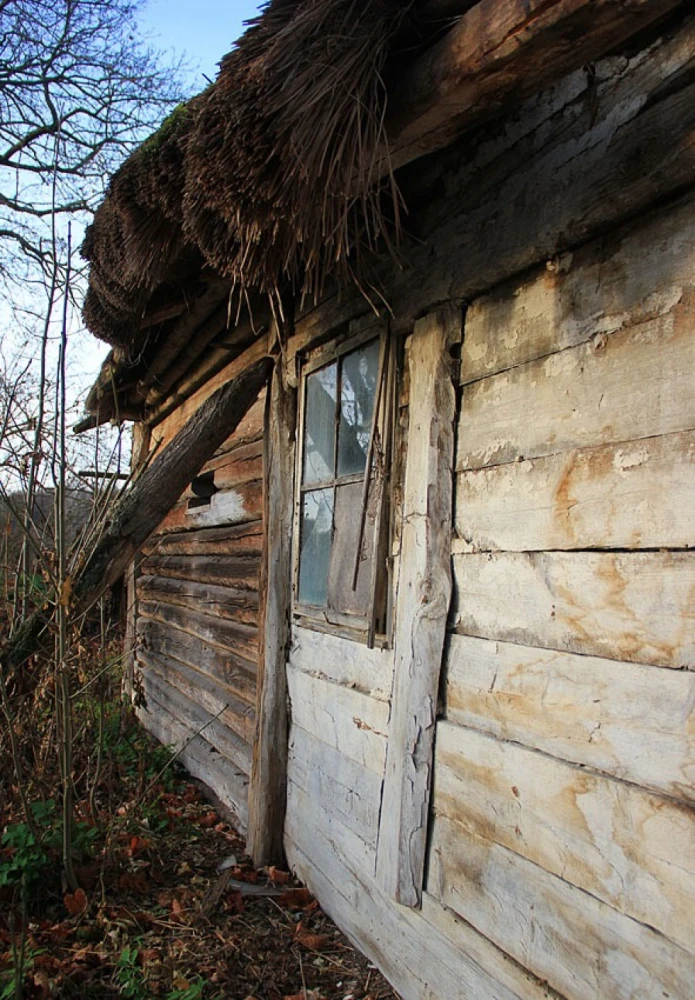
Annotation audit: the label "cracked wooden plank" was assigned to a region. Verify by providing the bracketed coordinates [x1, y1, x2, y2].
[444, 633, 695, 802]
[450, 550, 695, 668]
[286, 664, 388, 775]
[433, 721, 695, 953]
[428, 813, 695, 1000]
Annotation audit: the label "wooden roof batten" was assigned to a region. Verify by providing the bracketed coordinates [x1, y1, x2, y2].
[76, 0, 684, 430]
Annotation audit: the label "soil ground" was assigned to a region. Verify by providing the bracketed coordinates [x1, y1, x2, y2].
[0, 721, 401, 1000]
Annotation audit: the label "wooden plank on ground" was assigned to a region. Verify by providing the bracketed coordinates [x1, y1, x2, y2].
[444, 633, 695, 803]
[458, 298, 695, 471]
[451, 550, 695, 668]
[434, 722, 695, 953]
[289, 625, 393, 701]
[454, 430, 695, 552]
[286, 665, 388, 775]
[461, 195, 695, 383]
[377, 308, 459, 907]
[428, 815, 695, 1000]
[288, 725, 382, 852]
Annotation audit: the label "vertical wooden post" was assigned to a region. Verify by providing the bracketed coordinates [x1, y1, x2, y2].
[123, 422, 150, 701]
[247, 357, 297, 866]
[376, 307, 460, 906]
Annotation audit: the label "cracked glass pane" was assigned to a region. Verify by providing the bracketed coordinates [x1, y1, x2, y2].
[298, 487, 334, 607]
[303, 362, 337, 484]
[338, 339, 379, 476]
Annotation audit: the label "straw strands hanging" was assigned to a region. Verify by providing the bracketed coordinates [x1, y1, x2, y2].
[82, 0, 423, 347]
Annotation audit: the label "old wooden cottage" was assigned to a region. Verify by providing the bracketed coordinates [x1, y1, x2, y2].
[78, 1, 695, 996]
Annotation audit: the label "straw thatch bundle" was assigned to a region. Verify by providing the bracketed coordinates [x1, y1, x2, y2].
[82, 0, 430, 347]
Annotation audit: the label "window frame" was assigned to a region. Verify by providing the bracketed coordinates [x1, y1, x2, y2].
[291, 323, 395, 646]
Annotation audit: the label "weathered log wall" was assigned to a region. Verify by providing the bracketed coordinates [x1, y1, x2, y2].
[284, 16, 695, 1000]
[134, 364, 266, 831]
[430, 195, 695, 999]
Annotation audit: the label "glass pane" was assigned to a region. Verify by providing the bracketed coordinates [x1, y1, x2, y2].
[327, 480, 379, 619]
[303, 362, 337, 484]
[338, 339, 380, 476]
[298, 488, 333, 607]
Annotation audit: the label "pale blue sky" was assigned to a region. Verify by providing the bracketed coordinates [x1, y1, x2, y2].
[139, 0, 265, 90]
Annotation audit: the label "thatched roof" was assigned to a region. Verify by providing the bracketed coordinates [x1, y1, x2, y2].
[80, 0, 681, 427]
[81, 0, 460, 349]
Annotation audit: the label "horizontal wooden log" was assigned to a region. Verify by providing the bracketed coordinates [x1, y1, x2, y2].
[145, 520, 262, 558]
[458, 297, 695, 471]
[137, 694, 249, 832]
[286, 780, 375, 877]
[428, 815, 695, 1000]
[385, 0, 684, 172]
[139, 552, 259, 591]
[390, 26, 695, 332]
[138, 599, 258, 661]
[289, 625, 392, 701]
[286, 666, 388, 776]
[288, 724, 382, 852]
[145, 324, 269, 429]
[139, 647, 256, 748]
[139, 665, 252, 774]
[444, 633, 695, 803]
[434, 722, 695, 953]
[155, 480, 263, 533]
[454, 430, 695, 552]
[137, 616, 257, 703]
[285, 793, 556, 1000]
[136, 575, 259, 626]
[192, 440, 262, 493]
[451, 550, 695, 668]
[461, 194, 695, 384]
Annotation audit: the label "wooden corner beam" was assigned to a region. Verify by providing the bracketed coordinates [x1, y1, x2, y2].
[247, 357, 297, 867]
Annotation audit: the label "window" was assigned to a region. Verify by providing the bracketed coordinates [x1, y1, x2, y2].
[293, 328, 394, 644]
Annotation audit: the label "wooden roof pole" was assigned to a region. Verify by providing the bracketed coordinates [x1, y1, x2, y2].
[385, 0, 685, 172]
[3, 354, 273, 674]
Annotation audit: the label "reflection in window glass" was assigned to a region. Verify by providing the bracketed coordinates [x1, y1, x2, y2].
[303, 363, 337, 484]
[298, 488, 334, 607]
[338, 339, 379, 476]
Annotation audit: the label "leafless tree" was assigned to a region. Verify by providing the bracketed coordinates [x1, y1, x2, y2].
[0, 0, 187, 297]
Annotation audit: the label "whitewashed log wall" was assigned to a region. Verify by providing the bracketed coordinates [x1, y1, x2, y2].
[431, 194, 695, 1000]
[134, 383, 266, 832]
[284, 19, 695, 1000]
